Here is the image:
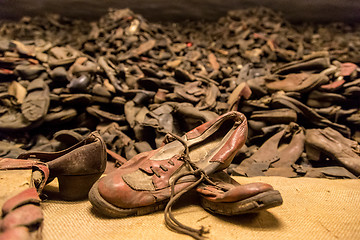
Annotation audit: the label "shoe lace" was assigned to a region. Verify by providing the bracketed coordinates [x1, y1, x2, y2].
[163, 132, 217, 240]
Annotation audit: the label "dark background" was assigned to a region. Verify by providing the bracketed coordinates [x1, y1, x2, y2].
[0, 0, 359, 23]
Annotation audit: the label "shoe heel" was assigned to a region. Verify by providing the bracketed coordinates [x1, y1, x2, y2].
[305, 144, 321, 161]
[58, 173, 102, 201]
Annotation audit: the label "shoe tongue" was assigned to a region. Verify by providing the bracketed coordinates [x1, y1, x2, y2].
[150, 140, 184, 161]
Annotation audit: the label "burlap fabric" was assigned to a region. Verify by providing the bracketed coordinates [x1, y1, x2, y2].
[36, 176, 360, 240]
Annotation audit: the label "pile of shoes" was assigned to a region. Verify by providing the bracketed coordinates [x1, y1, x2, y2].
[0, 112, 284, 240]
[0, 6, 359, 240]
[0, 7, 358, 178]
[231, 53, 360, 179]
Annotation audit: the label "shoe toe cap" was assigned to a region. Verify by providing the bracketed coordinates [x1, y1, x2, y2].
[98, 173, 156, 209]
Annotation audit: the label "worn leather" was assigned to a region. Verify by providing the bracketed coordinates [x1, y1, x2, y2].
[266, 72, 329, 93]
[0, 227, 31, 240]
[0, 168, 45, 239]
[0, 189, 43, 234]
[250, 108, 297, 124]
[234, 123, 305, 177]
[97, 111, 248, 209]
[17, 131, 107, 177]
[1, 204, 43, 232]
[271, 92, 350, 136]
[273, 57, 330, 75]
[196, 172, 274, 203]
[1, 188, 40, 216]
[21, 77, 50, 122]
[340, 62, 358, 77]
[305, 128, 360, 176]
[0, 158, 49, 193]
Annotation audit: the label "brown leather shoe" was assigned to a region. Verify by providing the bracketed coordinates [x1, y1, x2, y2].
[233, 123, 305, 177]
[17, 131, 107, 200]
[0, 77, 49, 132]
[196, 171, 283, 216]
[305, 128, 360, 176]
[306, 90, 346, 108]
[266, 72, 329, 93]
[21, 77, 50, 122]
[250, 108, 297, 124]
[227, 82, 252, 111]
[89, 111, 247, 217]
[272, 57, 330, 75]
[271, 91, 350, 136]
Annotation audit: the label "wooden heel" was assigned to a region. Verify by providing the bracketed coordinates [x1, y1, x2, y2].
[305, 144, 322, 161]
[58, 173, 102, 201]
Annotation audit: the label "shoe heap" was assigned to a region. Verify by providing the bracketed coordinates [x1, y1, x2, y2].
[0, 7, 359, 240]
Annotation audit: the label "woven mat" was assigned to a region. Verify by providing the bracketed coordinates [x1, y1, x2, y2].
[40, 176, 360, 240]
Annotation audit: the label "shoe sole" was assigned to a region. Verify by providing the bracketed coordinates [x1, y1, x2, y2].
[200, 190, 283, 216]
[88, 180, 168, 218]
